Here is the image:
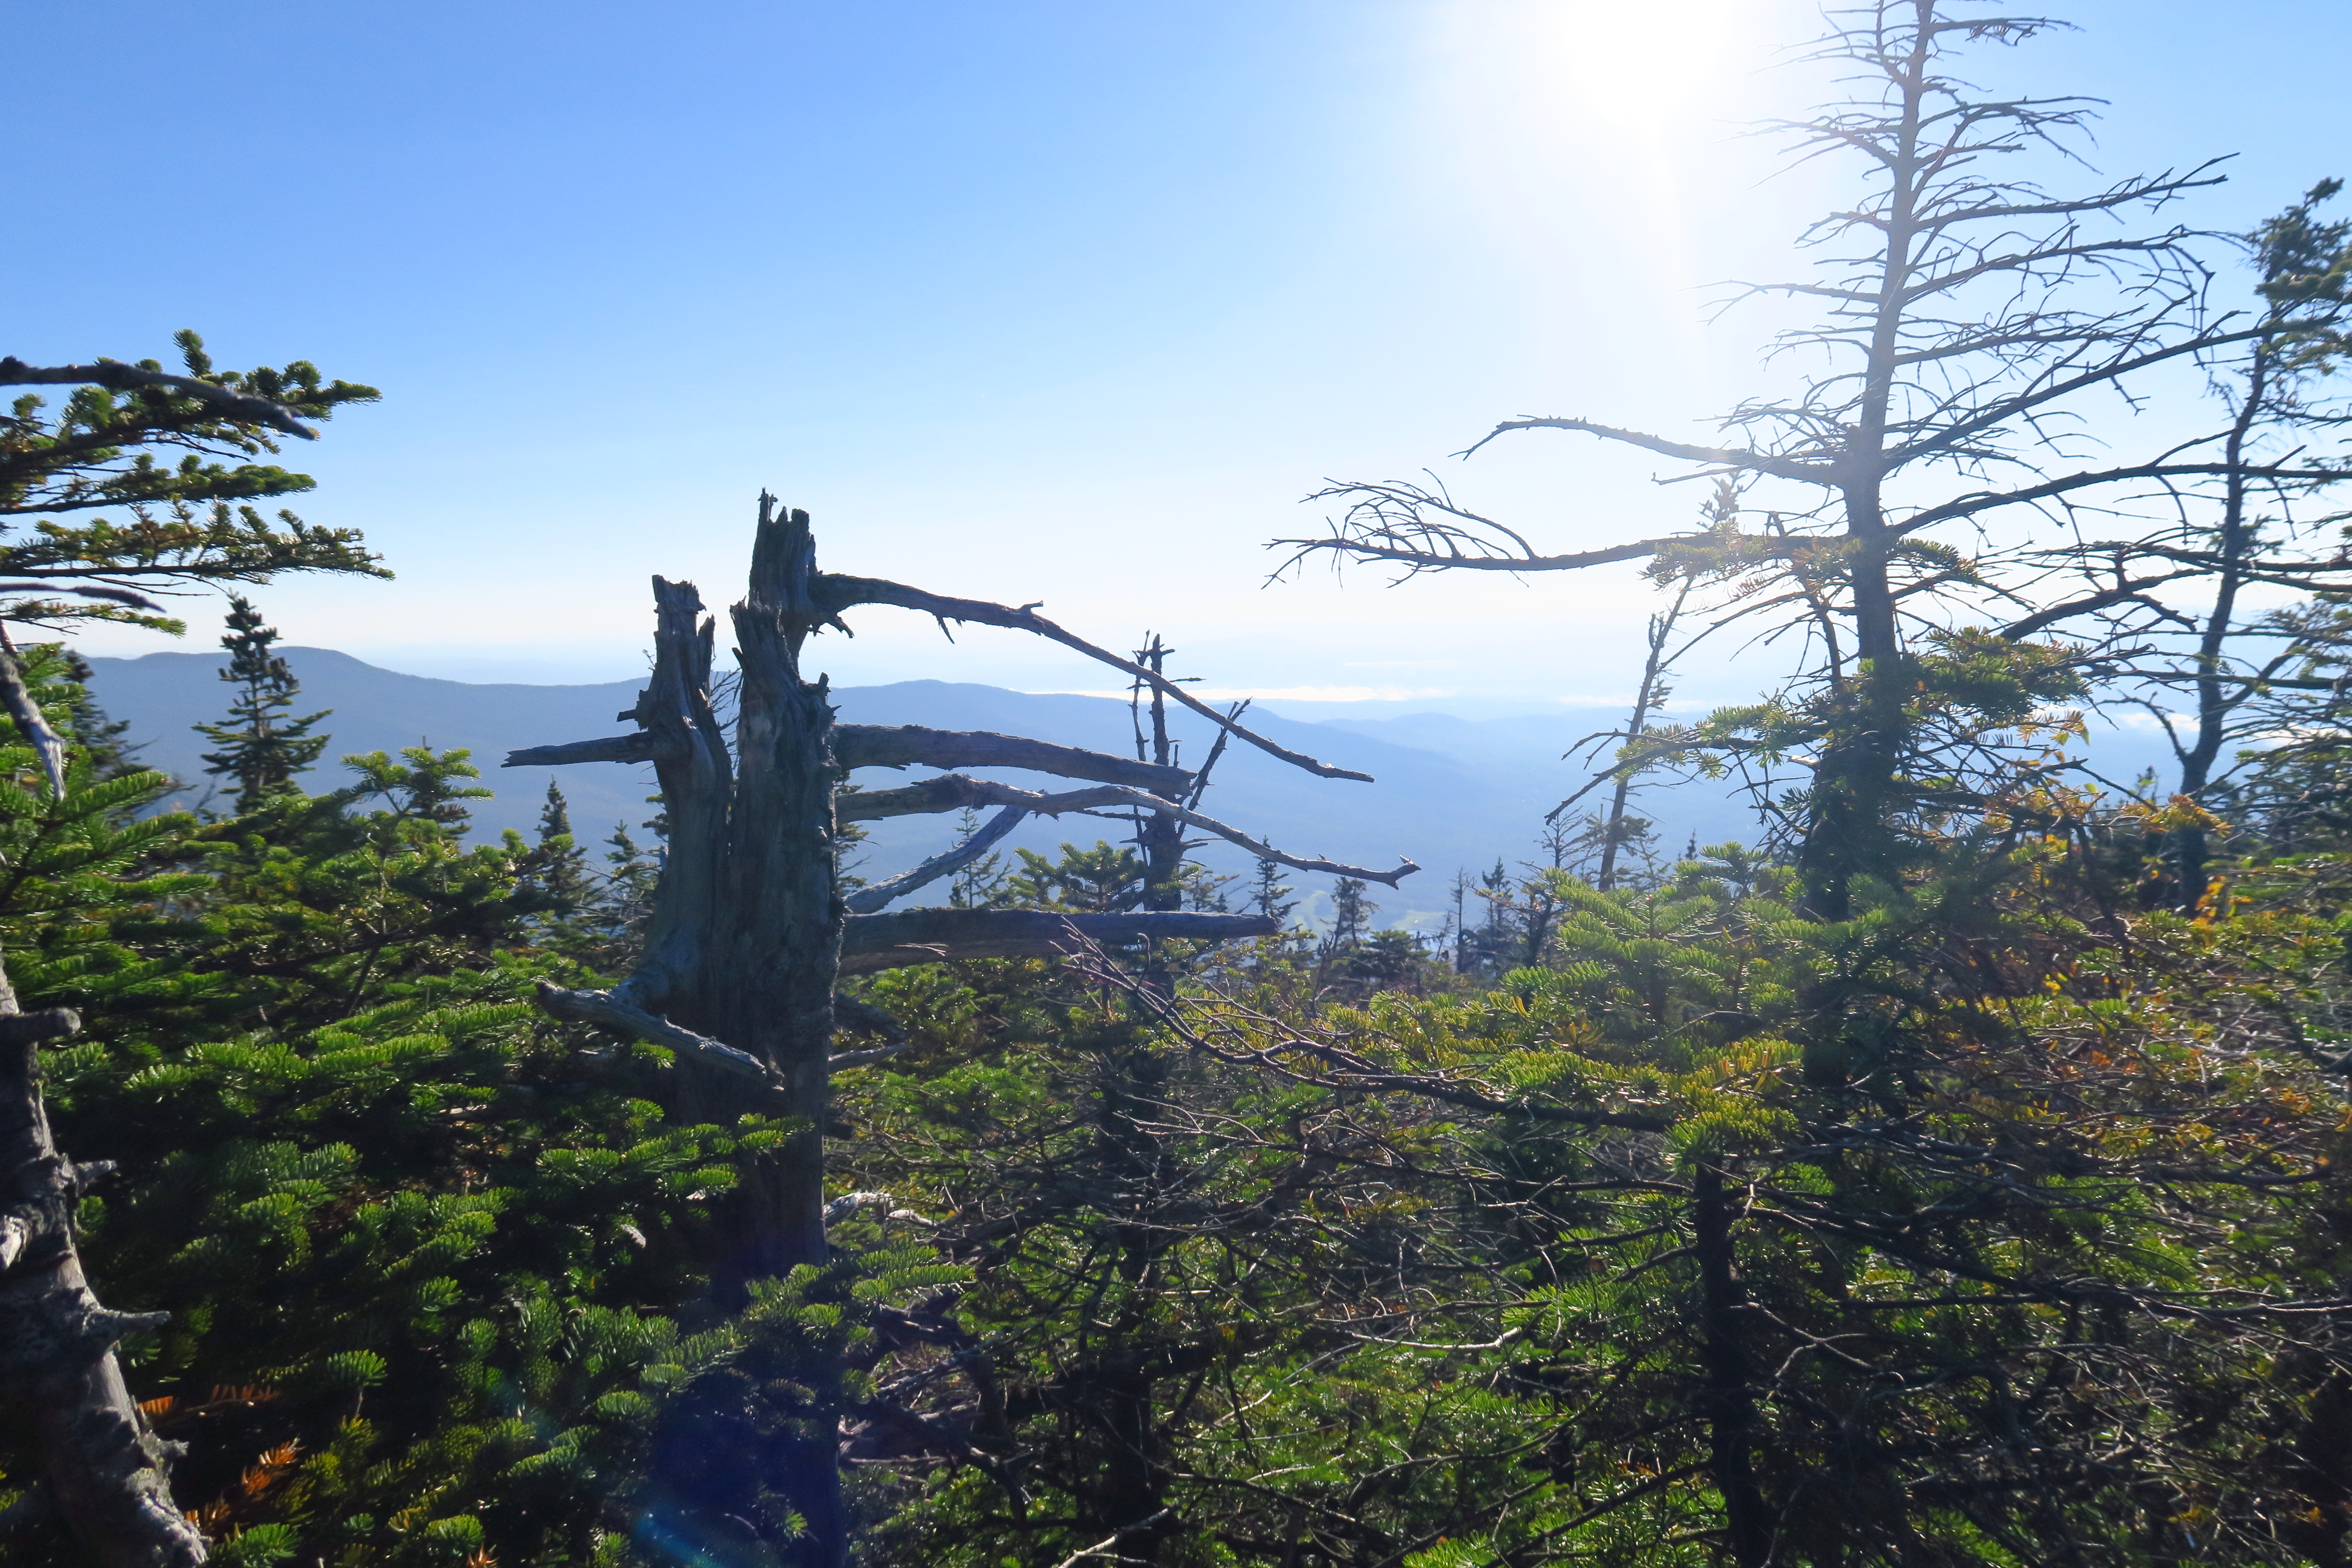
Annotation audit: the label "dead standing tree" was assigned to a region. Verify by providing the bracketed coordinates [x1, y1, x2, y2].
[1, 991, 206, 1568]
[507, 496, 1411, 1564]
[1276, 0, 2352, 919]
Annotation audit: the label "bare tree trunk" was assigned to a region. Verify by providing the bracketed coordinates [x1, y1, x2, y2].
[1693, 1165, 1770, 1568]
[0, 964, 205, 1567]
[1596, 576, 1694, 891]
[1132, 637, 1186, 917]
[714, 501, 844, 1287]
[610, 501, 846, 1565]
[2172, 354, 2269, 913]
[1796, 5, 1930, 921]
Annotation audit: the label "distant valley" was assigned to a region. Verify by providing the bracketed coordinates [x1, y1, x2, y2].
[81, 648, 1774, 931]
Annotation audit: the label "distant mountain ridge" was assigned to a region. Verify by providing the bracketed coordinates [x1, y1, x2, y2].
[80, 647, 1765, 931]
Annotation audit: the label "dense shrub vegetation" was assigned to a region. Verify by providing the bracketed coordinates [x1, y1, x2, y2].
[9, 4, 2352, 1564]
[2, 637, 2351, 1565]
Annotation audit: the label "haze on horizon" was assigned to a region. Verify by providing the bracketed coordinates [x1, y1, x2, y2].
[10, 0, 2349, 720]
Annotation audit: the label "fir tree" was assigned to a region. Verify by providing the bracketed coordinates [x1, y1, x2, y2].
[1011, 839, 1150, 913]
[945, 805, 1014, 908]
[1249, 856, 1296, 925]
[1318, 877, 1376, 989]
[588, 821, 663, 972]
[1327, 877, 1372, 945]
[532, 780, 592, 914]
[192, 594, 329, 813]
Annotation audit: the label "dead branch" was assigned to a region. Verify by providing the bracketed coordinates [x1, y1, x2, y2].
[833, 995, 908, 1049]
[815, 575, 1374, 781]
[1461, 415, 1832, 483]
[836, 724, 1191, 792]
[502, 732, 665, 768]
[0, 632, 66, 797]
[1276, 531, 1684, 575]
[844, 805, 1028, 914]
[0, 1001, 206, 1567]
[535, 980, 775, 1084]
[538, 980, 901, 1079]
[842, 774, 1416, 886]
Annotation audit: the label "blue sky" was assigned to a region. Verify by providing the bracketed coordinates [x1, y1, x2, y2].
[11, 1, 2351, 716]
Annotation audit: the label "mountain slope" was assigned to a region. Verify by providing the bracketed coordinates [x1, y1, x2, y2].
[81, 650, 1762, 930]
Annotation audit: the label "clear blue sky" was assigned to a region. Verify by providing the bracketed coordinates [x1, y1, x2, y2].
[10, 1, 2349, 715]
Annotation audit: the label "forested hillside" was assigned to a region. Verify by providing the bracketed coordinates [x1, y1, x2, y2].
[7, 5, 2352, 1568]
[75, 654, 1764, 927]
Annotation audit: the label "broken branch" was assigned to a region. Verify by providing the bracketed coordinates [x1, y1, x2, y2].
[816, 575, 1375, 781]
[844, 805, 1028, 915]
[841, 775, 1416, 886]
[836, 724, 1190, 793]
[501, 733, 665, 769]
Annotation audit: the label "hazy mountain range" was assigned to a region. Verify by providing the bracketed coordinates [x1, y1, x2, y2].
[81, 648, 2193, 930]
[79, 647, 1781, 931]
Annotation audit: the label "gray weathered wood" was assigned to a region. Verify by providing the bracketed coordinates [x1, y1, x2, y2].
[536, 980, 890, 1085]
[841, 774, 1417, 887]
[836, 724, 1190, 792]
[510, 493, 1406, 1568]
[0, 980, 205, 1567]
[0, 635, 67, 797]
[843, 805, 1028, 914]
[534, 980, 776, 1084]
[618, 576, 736, 1015]
[502, 732, 665, 767]
[814, 573, 1375, 781]
[839, 908, 1278, 974]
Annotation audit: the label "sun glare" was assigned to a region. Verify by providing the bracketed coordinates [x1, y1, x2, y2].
[1426, 0, 1764, 151]
[1556, 0, 1752, 129]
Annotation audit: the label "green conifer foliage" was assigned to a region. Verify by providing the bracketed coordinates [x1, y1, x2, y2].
[1010, 840, 1149, 913]
[194, 595, 331, 815]
[0, 647, 784, 1566]
[0, 334, 384, 637]
[532, 781, 590, 913]
[52, 968, 770, 1568]
[1247, 857, 1295, 925]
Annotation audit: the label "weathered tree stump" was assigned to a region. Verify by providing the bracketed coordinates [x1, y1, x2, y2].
[512, 496, 1412, 1566]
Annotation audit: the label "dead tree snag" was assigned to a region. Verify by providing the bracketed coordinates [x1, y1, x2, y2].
[0, 977, 205, 1568]
[506, 495, 1411, 1567]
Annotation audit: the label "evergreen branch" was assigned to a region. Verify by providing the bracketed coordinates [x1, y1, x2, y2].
[0, 357, 321, 439]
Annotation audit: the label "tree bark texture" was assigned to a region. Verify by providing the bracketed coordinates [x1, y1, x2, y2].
[577, 502, 846, 1565]
[0, 987, 205, 1567]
